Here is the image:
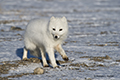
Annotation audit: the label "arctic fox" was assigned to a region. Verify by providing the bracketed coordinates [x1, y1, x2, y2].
[23, 16, 69, 68]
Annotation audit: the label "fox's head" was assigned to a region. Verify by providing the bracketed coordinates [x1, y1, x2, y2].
[49, 16, 68, 40]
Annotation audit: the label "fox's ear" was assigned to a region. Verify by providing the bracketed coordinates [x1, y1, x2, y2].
[50, 16, 55, 21]
[61, 17, 67, 22]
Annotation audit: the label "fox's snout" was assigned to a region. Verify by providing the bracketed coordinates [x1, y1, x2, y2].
[53, 34, 60, 39]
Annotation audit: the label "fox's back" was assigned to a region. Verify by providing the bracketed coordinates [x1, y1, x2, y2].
[25, 19, 49, 34]
[24, 19, 50, 45]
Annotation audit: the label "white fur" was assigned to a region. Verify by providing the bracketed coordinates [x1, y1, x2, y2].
[23, 16, 69, 68]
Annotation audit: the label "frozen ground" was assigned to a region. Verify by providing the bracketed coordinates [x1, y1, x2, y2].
[0, 0, 120, 80]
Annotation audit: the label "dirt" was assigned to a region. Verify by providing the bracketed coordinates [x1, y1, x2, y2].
[0, 58, 70, 79]
[69, 62, 105, 68]
[0, 55, 117, 79]
[89, 55, 111, 62]
[116, 60, 120, 62]
[0, 20, 28, 24]
[10, 26, 23, 31]
[80, 55, 111, 62]
[100, 31, 108, 34]
[0, 58, 40, 74]
[88, 43, 119, 47]
[0, 58, 41, 79]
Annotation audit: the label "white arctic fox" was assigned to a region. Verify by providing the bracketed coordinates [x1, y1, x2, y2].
[23, 16, 69, 67]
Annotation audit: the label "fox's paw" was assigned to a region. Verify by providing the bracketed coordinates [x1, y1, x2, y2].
[53, 65, 59, 68]
[52, 64, 58, 68]
[43, 64, 49, 67]
[63, 57, 69, 61]
[22, 58, 28, 61]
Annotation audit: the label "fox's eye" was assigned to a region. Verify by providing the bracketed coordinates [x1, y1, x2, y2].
[53, 28, 55, 31]
[59, 29, 62, 31]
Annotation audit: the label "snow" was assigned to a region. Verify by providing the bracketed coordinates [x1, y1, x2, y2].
[0, 0, 120, 80]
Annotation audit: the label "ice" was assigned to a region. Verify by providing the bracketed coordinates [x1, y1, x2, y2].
[0, 0, 120, 79]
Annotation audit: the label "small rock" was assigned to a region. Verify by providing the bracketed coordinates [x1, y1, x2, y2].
[34, 67, 44, 74]
[105, 44, 107, 46]
[105, 55, 111, 59]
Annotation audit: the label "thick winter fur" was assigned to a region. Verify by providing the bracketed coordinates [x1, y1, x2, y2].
[23, 16, 69, 67]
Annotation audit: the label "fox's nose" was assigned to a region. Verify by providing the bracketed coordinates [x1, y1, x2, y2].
[55, 36, 58, 39]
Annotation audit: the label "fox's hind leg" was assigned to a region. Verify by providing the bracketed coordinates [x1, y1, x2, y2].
[55, 44, 69, 61]
[23, 38, 37, 60]
[23, 47, 28, 60]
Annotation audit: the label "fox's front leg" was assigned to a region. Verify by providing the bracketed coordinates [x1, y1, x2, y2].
[40, 48, 49, 67]
[55, 44, 69, 61]
[46, 47, 58, 68]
